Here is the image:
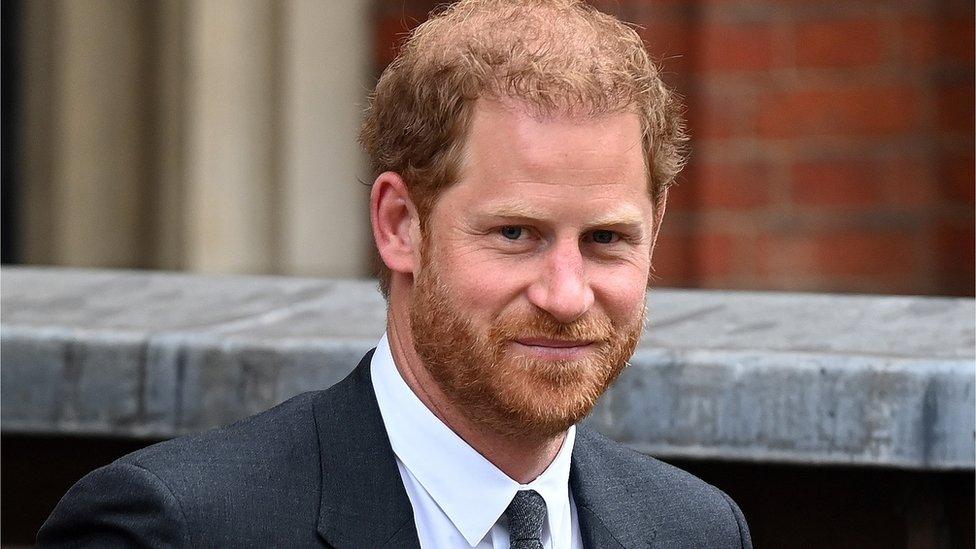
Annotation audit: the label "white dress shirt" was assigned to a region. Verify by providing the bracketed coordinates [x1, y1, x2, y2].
[371, 333, 584, 549]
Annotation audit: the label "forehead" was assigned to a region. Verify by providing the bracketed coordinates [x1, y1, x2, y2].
[463, 98, 646, 180]
[441, 99, 650, 217]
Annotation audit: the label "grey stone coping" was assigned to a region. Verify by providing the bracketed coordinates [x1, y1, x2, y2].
[2, 266, 973, 471]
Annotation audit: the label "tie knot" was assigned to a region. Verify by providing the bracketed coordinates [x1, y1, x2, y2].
[504, 490, 547, 548]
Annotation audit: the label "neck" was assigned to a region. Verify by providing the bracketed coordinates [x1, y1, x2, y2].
[386, 300, 566, 484]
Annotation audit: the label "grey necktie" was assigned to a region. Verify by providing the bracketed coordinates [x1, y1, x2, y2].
[504, 490, 547, 549]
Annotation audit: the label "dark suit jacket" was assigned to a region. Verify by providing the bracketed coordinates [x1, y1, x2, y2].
[38, 351, 752, 548]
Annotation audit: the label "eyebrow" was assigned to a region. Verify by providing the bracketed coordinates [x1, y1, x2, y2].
[481, 202, 648, 234]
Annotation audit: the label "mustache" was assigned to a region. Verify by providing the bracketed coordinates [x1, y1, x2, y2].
[489, 311, 615, 342]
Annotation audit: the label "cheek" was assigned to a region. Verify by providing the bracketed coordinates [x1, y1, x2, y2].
[441, 256, 527, 315]
[594, 266, 649, 322]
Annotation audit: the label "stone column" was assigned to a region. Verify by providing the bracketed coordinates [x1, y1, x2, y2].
[52, 0, 150, 267]
[15, 0, 375, 277]
[279, 0, 372, 278]
[183, 0, 279, 274]
[17, 0, 56, 266]
[152, 0, 189, 271]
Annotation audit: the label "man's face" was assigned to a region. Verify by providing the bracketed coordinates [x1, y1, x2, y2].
[409, 99, 656, 439]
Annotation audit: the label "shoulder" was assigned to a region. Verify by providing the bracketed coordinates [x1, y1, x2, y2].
[38, 390, 327, 547]
[124, 390, 322, 474]
[575, 425, 722, 499]
[573, 426, 752, 548]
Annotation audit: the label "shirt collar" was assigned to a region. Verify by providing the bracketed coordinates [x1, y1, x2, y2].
[371, 333, 576, 547]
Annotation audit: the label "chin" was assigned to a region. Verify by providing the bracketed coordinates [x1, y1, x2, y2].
[468, 351, 627, 440]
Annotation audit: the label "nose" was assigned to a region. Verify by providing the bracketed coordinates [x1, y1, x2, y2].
[526, 239, 595, 324]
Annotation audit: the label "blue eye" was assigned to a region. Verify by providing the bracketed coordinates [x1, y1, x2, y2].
[500, 226, 523, 240]
[592, 230, 616, 244]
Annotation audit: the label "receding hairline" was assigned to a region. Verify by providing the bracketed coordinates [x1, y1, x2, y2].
[455, 96, 653, 196]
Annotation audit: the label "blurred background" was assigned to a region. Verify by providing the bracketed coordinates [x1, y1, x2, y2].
[3, 0, 973, 296]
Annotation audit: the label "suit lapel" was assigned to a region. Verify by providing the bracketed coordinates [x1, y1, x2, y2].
[570, 427, 664, 549]
[574, 503, 627, 549]
[313, 350, 421, 549]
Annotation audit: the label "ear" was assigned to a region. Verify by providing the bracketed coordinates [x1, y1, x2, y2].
[370, 171, 421, 276]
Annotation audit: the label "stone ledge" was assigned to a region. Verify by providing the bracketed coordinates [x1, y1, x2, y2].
[2, 267, 973, 470]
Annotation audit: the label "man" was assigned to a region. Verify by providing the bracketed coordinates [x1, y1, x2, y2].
[39, 1, 751, 547]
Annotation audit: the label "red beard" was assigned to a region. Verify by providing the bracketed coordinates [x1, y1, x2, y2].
[410, 261, 644, 440]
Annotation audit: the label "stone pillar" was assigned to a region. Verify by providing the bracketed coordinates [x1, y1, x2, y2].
[14, 0, 375, 277]
[279, 0, 372, 277]
[17, 0, 57, 266]
[183, 0, 279, 274]
[52, 0, 150, 267]
[152, 0, 189, 271]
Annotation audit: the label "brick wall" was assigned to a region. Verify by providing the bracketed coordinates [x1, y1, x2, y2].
[372, 0, 974, 296]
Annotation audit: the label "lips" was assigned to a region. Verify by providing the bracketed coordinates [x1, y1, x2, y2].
[514, 338, 594, 348]
[511, 338, 597, 360]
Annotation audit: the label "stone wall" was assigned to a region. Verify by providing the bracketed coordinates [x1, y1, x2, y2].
[3, 267, 973, 470]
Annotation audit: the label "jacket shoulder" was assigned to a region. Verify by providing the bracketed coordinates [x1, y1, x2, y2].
[124, 390, 321, 472]
[39, 391, 327, 547]
[574, 426, 752, 548]
[576, 425, 722, 497]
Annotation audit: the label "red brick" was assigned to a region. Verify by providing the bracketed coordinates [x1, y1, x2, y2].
[791, 160, 884, 208]
[373, 0, 440, 17]
[791, 157, 939, 209]
[941, 154, 976, 205]
[374, 14, 425, 68]
[942, 18, 976, 65]
[637, 19, 694, 72]
[936, 221, 976, 279]
[696, 232, 735, 277]
[795, 19, 885, 68]
[901, 16, 974, 68]
[695, 161, 773, 210]
[694, 232, 756, 278]
[937, 83, 975, 134]
[690, 89, 757, 139]
[757, 86, 921, 138]
[651, 232, 694, 283]
[759, 230, 919, 278]
[663, 180, 695, 213]
[757, 232, 809, 277]
[814, 231, 919, 278]
[698, 21, 777, 72]
[900, 17, 939, 66]
[879, 159, 939, 208]
[587, 0, 630, 16]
